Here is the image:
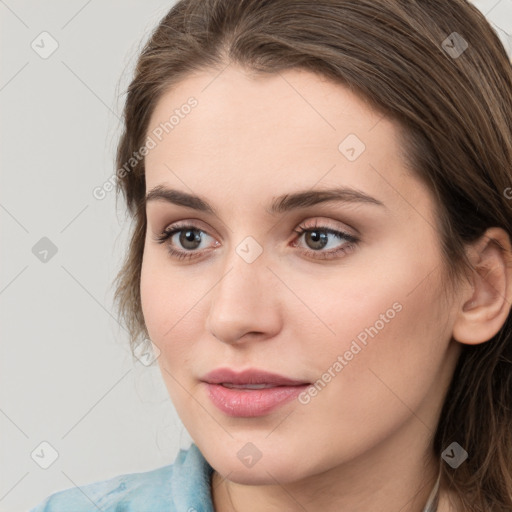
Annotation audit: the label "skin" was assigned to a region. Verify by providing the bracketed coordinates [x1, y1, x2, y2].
[140, 65, 512, 512]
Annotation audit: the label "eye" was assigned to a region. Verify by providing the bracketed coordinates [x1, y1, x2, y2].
[153, 220, 359, 262]
[153, 223, 218, 261]
[292, 221, 358, 260]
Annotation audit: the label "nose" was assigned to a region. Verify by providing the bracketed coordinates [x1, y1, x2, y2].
[205, 248, 282, 346]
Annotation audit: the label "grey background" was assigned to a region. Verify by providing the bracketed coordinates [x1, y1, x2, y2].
[1, 1, 511, 511]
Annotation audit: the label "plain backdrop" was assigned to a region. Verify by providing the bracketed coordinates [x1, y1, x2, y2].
[1, 1, 511, 511]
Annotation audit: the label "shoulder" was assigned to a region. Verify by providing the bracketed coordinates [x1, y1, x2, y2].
[28, 443, 214, 512]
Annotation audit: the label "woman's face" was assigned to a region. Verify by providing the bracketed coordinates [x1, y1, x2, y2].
[141, 66, 462, 484]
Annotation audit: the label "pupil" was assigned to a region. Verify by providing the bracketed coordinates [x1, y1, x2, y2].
[180, 229, 201, 249]
[307, 230, 328, 250]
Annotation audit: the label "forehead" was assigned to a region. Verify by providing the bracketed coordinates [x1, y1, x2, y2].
[144, 65, 423, 216]
[147, 65, 389, 153]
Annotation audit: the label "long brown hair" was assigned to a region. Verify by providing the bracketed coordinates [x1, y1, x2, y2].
[113, 1, 512, 509]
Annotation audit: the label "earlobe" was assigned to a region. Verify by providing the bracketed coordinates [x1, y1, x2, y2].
[452, 227, 512, 345]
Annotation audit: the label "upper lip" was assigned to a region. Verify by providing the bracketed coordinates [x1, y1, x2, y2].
[201, 368, 310, 386]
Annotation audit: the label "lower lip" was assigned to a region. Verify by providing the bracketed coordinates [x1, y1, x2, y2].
[205, 383, 310, 417]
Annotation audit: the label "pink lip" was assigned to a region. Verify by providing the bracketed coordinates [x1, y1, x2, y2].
[201, 367, 310, 386]
[201, 368, 310, 417]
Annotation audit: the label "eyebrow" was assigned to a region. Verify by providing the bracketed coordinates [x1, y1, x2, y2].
[145, 185, 385, 215]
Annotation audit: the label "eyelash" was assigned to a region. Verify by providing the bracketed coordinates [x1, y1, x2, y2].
[153, 221, 359, 261]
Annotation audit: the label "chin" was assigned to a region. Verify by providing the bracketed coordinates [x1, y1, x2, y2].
[215, 462, 307, 486]
[204, 443, 315, 486]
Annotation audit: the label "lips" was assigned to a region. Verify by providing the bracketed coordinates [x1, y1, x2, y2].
[221, 383, 276, 389]
[201, 367, 310, 387]
[201, 368, 311, 417]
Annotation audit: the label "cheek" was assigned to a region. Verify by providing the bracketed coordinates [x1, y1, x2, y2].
[140, 255, 209, 416]
[140, 251, 203, 361]
[313, 265, 450, 429]
[293, 240, 451, 400]
[286, 250, 432, 356]
[278, 265, 451, 466]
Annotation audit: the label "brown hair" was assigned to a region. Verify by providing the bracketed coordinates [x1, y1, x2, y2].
[113, 0, 512, 509]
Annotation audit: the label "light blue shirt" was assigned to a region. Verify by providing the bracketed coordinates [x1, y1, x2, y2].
[29, 443, 215, 512]
[29, 443, 440, 511]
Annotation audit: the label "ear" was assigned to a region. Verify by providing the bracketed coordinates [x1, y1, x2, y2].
[452, 227, 512, 345]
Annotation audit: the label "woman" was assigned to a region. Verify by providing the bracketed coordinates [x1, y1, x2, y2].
[30, 0, 512, 510]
